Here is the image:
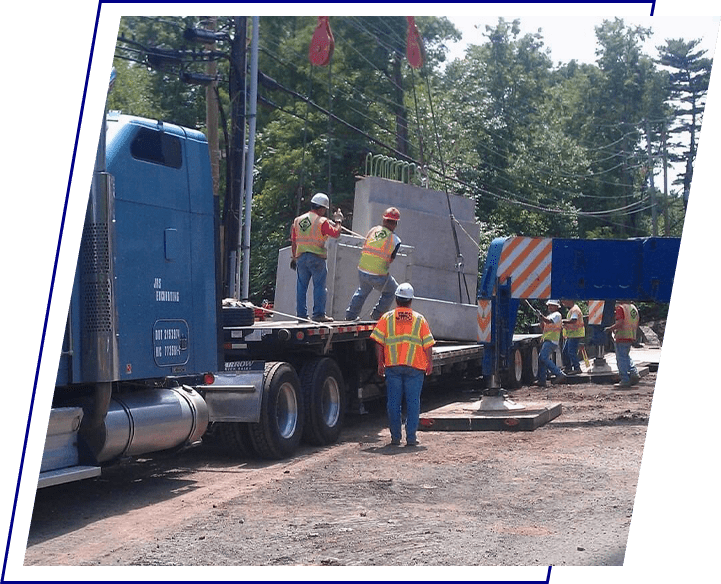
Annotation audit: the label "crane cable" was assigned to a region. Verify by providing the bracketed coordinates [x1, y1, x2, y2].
[418, 69, 472, 305]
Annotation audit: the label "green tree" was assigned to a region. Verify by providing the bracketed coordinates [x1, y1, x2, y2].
[657, 38, 712, 210]
[440, 19, 588, 241]
[566, 19, 657, 237]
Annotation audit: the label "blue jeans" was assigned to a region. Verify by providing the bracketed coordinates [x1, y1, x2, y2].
[345, 271, 398, 320]
[538, 340, 563, 383]
[563, 337, 582, 370]
[385, 366, 425, 443]
[296, 252, 327, 319]
[614, 342, 638, 383]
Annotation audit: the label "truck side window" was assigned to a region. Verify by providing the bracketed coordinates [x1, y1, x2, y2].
[130, 128, 182, 169]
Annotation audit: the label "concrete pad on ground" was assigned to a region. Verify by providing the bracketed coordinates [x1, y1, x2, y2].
[419, 399, 562, 432]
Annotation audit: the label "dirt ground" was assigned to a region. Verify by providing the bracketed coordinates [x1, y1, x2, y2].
[25, 370, 654, 568]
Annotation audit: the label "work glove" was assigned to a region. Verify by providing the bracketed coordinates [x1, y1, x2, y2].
[332, 208, 344, 223]
[290, 258, 297, 270]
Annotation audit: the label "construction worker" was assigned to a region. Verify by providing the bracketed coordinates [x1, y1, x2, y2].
[561, 299, 585, 375]
[535, 299, 567, 388]
[371, 283, 434, 447]
[290, 192, 343, 322]
[605, 300, 641, 388]
[345, 207, 402, 321]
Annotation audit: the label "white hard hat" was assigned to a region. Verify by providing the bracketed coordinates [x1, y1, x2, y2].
[546, 299, 560, 306]
[310, 192, 330, 208]
[395, 282, 415, 299]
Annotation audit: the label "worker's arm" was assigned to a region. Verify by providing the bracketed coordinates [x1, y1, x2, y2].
[318, 209, 343, 239]
[375, 342, 385, 377]
[604, 320, 621, 333]
[290, 225, 298, 268]
[424, 347, 433, 376]
[604, 306, 624, 333]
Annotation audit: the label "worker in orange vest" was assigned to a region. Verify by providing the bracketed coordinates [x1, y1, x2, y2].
[371, 283, 434, 446]
[290, 192, 343, 322]
[345, 207, 402, 321]
[605, 301, 640, 388]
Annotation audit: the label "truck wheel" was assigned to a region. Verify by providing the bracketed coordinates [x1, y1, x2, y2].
[214, 422, 255, 458]
[522, 345, 539, 384]
[503, 347, 524, 389]
[300, 357, 346, 446]
[248, 362, 304, 459]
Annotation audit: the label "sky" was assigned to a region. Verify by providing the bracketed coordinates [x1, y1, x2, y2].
[442, 12, 720, 188]
[445, 14, 720, 65]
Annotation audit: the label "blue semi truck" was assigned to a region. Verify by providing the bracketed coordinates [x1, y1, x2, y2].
[42, 112, 487, 488]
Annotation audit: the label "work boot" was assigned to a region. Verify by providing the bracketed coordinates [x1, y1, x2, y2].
[551, 373, 568, 384]
[614, 380, 632, 389]
[630, 373, 640, 385]
[313, 314, 334, 323]
[390, 437, 401, 446]
[534, 380, 547, 388]
[406, 439, 419, 447]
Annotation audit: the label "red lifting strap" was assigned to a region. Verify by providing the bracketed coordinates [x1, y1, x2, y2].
[406, 16, 424, 69]
[309, 16, 335, 66]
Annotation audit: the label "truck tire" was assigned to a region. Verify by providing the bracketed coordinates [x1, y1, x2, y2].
[522, 345, 539, 384]
[503, 347, 524, 389]
[248, 362, 304, 459]
[213, 422, 255, 458]
[222, 305, 255, 327]
[300, 357, 346, 446]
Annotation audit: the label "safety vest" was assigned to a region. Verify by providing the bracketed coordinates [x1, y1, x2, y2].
[541, 314, 562, 344]
[358, 226, 395, 275]
[615, 303, 639, 343]
[371, 307, 434, 371]
[293, 211, 328, 258]
[564, 305, 586, 339]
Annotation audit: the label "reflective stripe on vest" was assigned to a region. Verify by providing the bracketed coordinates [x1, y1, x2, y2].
[616, 304, 639, 342]
[541, 318, 562, 344]
[358, 226, 395, 275]
[565, 305, 585, 338]
[294, 212, 328, 258]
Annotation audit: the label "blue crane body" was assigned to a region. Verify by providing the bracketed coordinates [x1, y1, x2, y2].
[477, 236, 681, 384]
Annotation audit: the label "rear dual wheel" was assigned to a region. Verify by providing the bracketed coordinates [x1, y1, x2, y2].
[212, 358, 346, 459]
[248, 362, 304, 459]
[300, 357, 346, 446]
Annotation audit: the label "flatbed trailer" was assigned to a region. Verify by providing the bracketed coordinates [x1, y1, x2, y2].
[223, 317, 540, 398]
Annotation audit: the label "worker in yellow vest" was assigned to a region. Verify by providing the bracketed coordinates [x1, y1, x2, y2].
[561, 299, 585, 375]
[345, 207, 402, 321]
[290, 192, 343, 322]
[535, 299, 567, 388]
[605, 301, 640, 388]
[371, 283, 434, 446]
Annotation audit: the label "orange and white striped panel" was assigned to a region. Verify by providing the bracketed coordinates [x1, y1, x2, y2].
[477, 299, 492, 343]
[497, 237, 552, 299]
[587, 300, 605, 325]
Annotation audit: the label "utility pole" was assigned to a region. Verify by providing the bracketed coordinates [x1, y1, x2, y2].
[646, 119, 658, 236]
[240, 16, 259, 301]
[205, 16, 220, 196]
[225, 16, 247, 298]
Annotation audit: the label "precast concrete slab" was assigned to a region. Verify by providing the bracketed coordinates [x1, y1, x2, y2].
[419, 399, 562, 432]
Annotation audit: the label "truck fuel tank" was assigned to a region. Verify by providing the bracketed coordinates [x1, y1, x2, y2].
[82, 386, 209, 464]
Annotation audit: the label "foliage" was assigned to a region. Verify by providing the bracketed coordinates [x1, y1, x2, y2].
[107, 15, 710, 303]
